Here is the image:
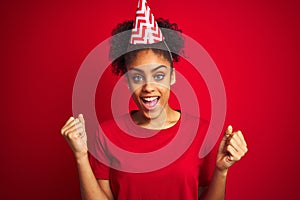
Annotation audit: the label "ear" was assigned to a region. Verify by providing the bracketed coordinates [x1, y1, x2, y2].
[170, 68, 176, 85]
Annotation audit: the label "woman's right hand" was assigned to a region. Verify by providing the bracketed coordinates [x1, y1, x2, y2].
[61, 114, 88, 160]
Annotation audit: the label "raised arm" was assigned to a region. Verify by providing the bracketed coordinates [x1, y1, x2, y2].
[61, 114, 113, 200]
[202, 125, 248, 200]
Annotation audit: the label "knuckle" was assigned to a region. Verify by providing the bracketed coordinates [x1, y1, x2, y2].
[78, 127, 84, 133]
[76, 122, 83, 129]
[66, 132, 72, 139]
[66, 131, 75, 139]
[226, 145, 230, 151]
[70, 134, 78, 140]
[232, 135, 238, 142]
[227, 146, 233, 153]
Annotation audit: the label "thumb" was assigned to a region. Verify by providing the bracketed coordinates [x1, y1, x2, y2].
[218, 125, 232, 153]
[78, 114, 85, 124]
[78, 114, 86, 133]
[226, 125, 233, 136]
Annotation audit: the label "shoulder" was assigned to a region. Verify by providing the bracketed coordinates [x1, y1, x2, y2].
[180, 111, 209, 130]
[98, 113, 134, 141]
[99, 113, 131, 130]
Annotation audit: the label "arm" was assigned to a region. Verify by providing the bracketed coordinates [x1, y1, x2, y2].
[202, 125, 248, 200]
[77, 155, 113, 200]
[61, 114, 113, 200]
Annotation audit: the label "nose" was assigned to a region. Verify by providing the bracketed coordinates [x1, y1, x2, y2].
[142, 81, 155, 93]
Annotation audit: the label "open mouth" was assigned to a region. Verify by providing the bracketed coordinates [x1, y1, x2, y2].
[141, 96, 160, 110]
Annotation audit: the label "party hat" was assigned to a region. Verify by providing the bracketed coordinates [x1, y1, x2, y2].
[130, 0, 164, 44]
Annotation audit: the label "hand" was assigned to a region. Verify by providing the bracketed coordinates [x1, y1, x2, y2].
[61, 114, 88, 160]
[216, 125, 248, 174]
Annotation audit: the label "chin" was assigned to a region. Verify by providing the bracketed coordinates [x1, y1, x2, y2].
[141, 109, 161, 120]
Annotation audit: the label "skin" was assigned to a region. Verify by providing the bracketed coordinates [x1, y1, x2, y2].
[61, 49, 248, 200]
[126, 50, 179, 130]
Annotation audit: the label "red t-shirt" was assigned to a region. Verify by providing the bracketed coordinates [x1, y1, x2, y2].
[89, 112, 218, 200]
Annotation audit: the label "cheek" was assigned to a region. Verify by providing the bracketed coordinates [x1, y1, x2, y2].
[130, 85, 142, 93]
[159, 88, 171, 101]
[130, 87, 142, 99]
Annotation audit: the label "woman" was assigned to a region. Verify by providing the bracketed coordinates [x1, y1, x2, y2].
[61, 2, 248, 199]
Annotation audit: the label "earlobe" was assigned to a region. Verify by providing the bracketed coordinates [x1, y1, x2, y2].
[171, 68, 176, 85]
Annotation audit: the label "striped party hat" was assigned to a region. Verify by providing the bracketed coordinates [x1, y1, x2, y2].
[130, 0, 164, 45]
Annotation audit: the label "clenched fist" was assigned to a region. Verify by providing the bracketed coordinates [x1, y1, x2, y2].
[216, 125, 248, 173]
[61, 114, 88, 160]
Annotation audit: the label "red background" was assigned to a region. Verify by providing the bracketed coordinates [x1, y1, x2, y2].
[1, 0, 300, 199]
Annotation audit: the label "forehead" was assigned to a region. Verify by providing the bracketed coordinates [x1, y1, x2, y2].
[127, 49, 170, 69]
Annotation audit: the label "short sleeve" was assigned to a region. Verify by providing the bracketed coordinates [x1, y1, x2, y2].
[88, 125, 111, 180]
[88, 152, 110, 180]
[198, 142, 218, 187]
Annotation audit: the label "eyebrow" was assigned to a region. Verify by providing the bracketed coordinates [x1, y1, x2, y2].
[152, 65, 168, 72]
[128, 65, 168, 73]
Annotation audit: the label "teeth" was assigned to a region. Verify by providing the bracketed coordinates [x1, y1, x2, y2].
[142, 97, 158, 102]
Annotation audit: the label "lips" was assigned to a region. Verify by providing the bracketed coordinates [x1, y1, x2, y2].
[141, 96, 160, 110]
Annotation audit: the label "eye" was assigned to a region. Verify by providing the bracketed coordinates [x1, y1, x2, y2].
[132, 75, 144, 83]
[154, 73, 165, 81]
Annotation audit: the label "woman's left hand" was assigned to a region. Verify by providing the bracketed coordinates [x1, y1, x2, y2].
[216, 125, 248, 173]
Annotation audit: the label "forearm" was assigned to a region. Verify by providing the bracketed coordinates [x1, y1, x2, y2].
[76, 154, 111, 200]
[202, 168, 228, 200]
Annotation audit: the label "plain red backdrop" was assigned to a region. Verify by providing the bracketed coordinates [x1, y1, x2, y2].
[1, 0, 299, 199]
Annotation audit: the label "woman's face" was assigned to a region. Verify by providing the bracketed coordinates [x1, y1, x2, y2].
[126, 49, 175, 120]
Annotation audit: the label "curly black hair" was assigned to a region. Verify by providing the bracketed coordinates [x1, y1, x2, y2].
[109, 18, 184, 75]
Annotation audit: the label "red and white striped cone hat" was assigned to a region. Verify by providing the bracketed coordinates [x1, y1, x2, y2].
[130, 0, 164, 45]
